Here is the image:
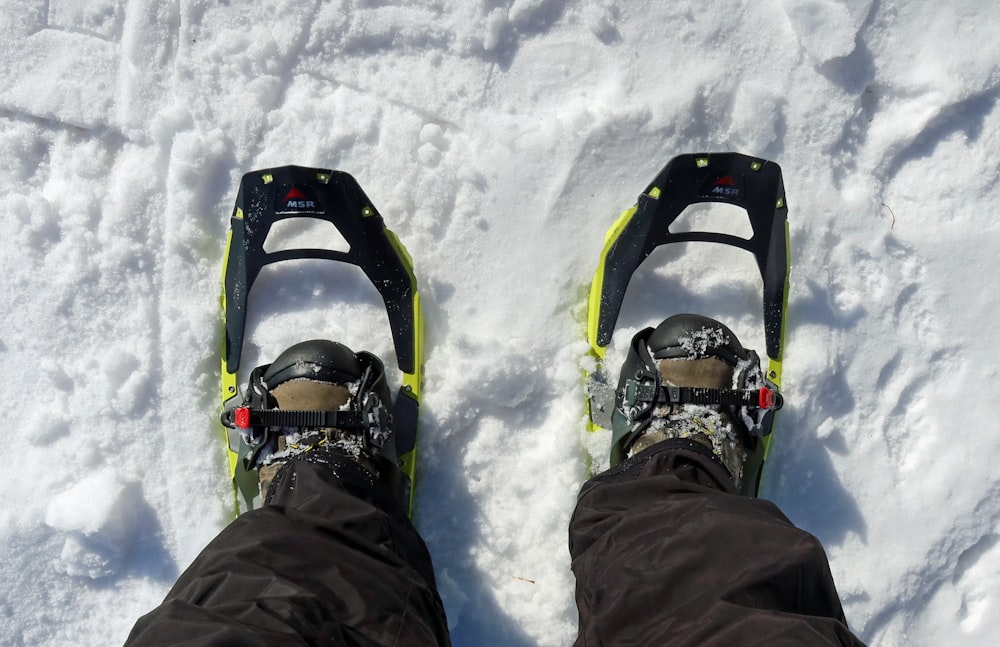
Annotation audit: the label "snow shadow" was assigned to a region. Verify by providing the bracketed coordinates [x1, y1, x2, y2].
[762, 415, 868, 547]
[415, 408, 540, 647]
[485, 0, 569, 70]
[763, 282, 866, 545]
[121, 495, 179, 585]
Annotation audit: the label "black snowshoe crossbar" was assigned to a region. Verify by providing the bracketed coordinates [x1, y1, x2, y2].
[223, 166, 419, 376]
[588, 153, 789, 362]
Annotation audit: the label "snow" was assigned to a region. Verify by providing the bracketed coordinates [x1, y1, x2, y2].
[44, 469, 144, 579]
[2, 0, 1000, 644]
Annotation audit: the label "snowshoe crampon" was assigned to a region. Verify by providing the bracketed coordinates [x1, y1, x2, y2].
[585, 152, 790, 495]
[220, 166, 423, 515]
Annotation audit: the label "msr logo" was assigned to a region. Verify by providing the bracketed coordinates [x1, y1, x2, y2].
[276, 184, 323, 214]
[711, 176, 740, 197]
[283, 187, 316, 209]
[698, 172, 744, 200]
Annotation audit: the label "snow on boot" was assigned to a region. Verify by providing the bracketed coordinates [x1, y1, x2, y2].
[221, 339, 397, 500]
[610, 314, 781, 494]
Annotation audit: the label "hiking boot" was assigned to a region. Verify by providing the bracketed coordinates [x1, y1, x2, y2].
[221, 339, 396, 500]
[610, 314, 777, 494]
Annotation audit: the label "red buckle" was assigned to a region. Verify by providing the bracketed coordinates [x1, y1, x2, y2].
[758, 388, 774, 410]
[234, 407, 251, 429]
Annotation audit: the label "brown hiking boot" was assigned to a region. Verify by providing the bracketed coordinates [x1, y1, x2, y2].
[256, 376, 357, 496]
[223, 340, 394, 500]
[610, 314, 780, 494]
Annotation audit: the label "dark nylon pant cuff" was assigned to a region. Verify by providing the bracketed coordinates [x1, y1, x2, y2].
[125, 448, 450, 647]
[569, 441, 867, 646]
[127, 441, 865, 646]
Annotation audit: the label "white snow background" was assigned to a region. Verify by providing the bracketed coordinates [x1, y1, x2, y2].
[2, 0, 1000, 645]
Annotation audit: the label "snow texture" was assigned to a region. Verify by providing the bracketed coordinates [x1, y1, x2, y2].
[673, 325, 733, 358]
[2, 0, 1000, 645]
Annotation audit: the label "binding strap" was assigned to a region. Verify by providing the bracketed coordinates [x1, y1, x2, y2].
[623, 381, 783, 415]
[223, 407, 365, 431]
[220, 359, 394, 472]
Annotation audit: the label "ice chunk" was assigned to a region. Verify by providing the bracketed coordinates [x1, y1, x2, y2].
[44, 469, 143, 579]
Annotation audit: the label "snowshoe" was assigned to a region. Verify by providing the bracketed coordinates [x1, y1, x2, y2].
[585, 152, 790, 496]
[220, 166, 423, 514]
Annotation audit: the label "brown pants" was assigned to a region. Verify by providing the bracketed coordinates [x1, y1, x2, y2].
[126, 442, 865, 646]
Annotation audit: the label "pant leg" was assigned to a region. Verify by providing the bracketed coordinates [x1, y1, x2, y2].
[125, 449, 450, 647]
[569, 440, 866, 647]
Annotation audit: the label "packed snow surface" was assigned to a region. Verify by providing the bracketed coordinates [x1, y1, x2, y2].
[2, 1, 1000, 645]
